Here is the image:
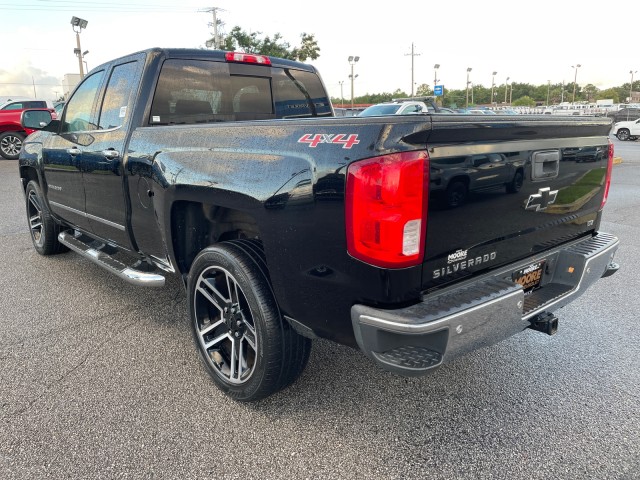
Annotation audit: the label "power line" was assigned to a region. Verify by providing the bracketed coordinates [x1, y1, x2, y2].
[0, 1, 199, 12]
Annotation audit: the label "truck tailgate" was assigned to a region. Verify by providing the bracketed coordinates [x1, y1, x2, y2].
[420, 115, 612, 292]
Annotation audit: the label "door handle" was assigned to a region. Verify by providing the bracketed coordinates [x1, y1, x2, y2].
[102, 149, 120, 159]
[67, 147, 81, 156]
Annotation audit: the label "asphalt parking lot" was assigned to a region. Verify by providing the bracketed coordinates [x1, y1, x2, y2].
[0, 137, 638, 479]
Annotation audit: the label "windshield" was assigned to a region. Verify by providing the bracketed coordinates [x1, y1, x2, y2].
[359, 104, 401, 116]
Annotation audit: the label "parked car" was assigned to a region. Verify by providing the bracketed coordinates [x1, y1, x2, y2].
[607, 107, 640, 123]
[0, 100, 56, 159]
[1, 99, 52, 111]
[561, 146, 607, 162]
[429, 152, 526, 207]
[467, 109, 497, 115]
[611, 118, 640, 141]
[358, 101, 429, 116]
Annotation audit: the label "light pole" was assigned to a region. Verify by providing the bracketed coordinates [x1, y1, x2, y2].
[71, 16, 88, 79]
[338, 81, 344, 107]
[433, 64, 440, 106]
[546, 80, 551, 106]
[348, 56, 359, 112]
[504, 76, 510, 104]
[571, 64, 581, 103]
[491, 71, 497, 106]
[466, 67, 472, 108]
[509, 82, 513, 104]
[405, 43, 420, 97]
[630, 70, 637, 103]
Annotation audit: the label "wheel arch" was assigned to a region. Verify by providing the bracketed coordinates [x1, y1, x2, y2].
[170, 200, 262, 276]
[446, 175, 470, 188]
[19, 165, 39, 192]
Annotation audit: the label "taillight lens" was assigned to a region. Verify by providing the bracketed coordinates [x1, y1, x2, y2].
[225, 52, 271, 65]
[346, 151, 429, 268]
[600, 139, 614, 210]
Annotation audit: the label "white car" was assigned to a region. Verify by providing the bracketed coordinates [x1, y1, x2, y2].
[612, 118, 640, 141]
[358, 101, 430, 116]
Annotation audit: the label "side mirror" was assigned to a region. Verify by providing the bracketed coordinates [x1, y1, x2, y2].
[21, 109, 53, 130]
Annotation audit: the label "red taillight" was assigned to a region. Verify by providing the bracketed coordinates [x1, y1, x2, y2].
[346, 151, 429, 269]
[225, 52, 271, 65]
[600, 139, 614, 210]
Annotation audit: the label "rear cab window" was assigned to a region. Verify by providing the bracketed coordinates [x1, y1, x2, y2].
[1, 101, 47, 110]
[149, 58, 331, 126]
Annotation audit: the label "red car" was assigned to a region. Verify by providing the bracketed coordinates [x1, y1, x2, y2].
[0, 99, 56, 160]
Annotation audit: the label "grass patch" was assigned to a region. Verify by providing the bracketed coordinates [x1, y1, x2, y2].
[555, 168, 605, 204]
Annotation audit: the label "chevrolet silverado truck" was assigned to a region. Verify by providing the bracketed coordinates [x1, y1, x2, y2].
[19, 48, 620, 402]
[0, 99, 55, 159]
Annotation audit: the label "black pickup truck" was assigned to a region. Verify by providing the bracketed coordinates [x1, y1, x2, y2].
[19, 48, 620, 401]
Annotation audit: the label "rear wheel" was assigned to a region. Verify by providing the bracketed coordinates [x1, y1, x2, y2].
[507, 170, 524, 193]
[446, 181, 468, 208]
[188, 240, 311, 402]
[0, 131, 25, 160]
[25, 181, 68, 255]
[616, 129, 630, 141]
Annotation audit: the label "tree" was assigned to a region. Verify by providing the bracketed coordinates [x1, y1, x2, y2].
[292, 33, 320, 61]
[597, 88, 620, 103]
[416, 83, 432, 96]
[221, 27, 320, 61]
[583, 84, 598, 103]
[513, 95, 536, 107]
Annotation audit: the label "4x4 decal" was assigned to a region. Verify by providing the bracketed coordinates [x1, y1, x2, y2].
[298, 133, 360, 149]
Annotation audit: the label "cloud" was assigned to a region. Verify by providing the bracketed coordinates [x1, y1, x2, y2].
[0, 61, 63, 100]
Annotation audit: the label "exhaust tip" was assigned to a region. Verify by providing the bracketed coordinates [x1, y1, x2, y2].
[528, 312, 558, 336]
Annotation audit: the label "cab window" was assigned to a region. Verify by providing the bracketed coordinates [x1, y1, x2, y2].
[149, 58, 331, 125]
[62, 71, 104, 133]
[98, 61, 138, 130]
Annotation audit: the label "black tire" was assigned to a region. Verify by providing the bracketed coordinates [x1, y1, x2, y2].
[187, 240, 311, 402]
[445, 181, 468, 208]
[506, 170, 524, 193]
[25, 181, 68, 255]
[0, 131, 25, 160]
[616, 129, 630, 141]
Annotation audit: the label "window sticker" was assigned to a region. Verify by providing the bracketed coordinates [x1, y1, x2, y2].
[119, 106, 127, 118]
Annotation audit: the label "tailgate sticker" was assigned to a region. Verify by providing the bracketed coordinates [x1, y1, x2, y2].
[298, 133, 360, 149]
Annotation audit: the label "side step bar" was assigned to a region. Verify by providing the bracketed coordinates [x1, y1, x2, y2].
[58, 231, 165, 287]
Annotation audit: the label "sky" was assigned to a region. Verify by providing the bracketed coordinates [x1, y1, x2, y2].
[1, 0, 638, 103]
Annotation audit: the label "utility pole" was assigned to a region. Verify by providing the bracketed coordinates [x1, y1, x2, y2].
[405, 43, 421, 97]
[201, 7, 225, 48]
[504, 77, 509, 104]
[491, 71, 497, 106]
[339, 81, 344, 107]
[571, 64, 581, 103]
[466, 67, 472, 108]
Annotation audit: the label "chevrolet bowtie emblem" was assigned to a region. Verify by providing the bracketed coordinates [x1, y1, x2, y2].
[525, 187, 558, 211]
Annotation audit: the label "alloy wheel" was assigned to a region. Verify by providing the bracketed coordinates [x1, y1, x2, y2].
[193, 266, 257, 384]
